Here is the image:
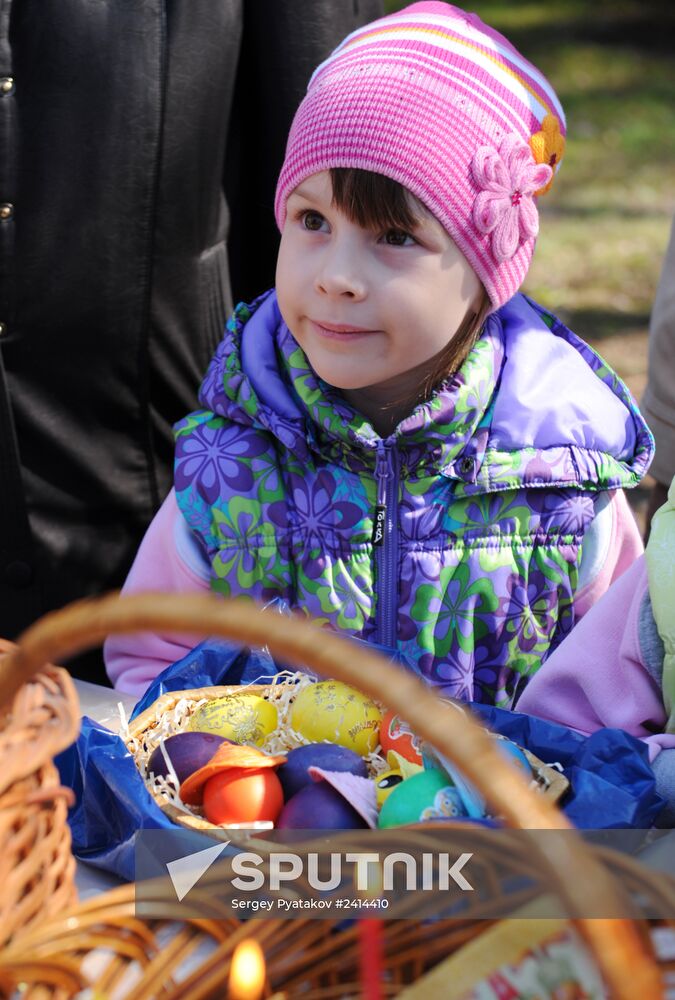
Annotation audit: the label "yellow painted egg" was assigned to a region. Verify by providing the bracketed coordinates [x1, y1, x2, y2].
[375, 752, 424, 808]
[375, 768, 405, 808]
[188, 693, 278, 746]
[289, 680, 382, 756]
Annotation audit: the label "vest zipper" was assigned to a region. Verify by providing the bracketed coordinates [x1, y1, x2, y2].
[374, 440, 399, 648]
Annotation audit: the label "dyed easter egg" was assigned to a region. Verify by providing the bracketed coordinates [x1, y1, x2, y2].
[379, 710, 423, 765]
[375, 749, 424, 807]
[276, 781, 369, 830]
[378, 768, 468, 829]
[497, 739, 532, 779]
[375, 768, 405, 807]
[188, 693, 277, 746]
[279, 743, 368, 800]
[203, 768, 284, 825]
[289, 681, 382, 755]
[180, 742, 286, 805]
[147, 732, 228, 784]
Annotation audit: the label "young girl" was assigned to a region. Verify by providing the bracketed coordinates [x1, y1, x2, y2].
[518, 478, 675, 823]
[105, 1, 651, 704]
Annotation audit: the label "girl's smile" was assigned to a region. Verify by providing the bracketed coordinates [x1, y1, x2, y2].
[308, 319, 380, 341]
[276, 171, 483, 432]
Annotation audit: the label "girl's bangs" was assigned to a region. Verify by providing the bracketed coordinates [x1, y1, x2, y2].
[330, 167, 422, 232]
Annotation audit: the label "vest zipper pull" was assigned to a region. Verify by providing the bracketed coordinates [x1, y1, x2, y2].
[373, 444, 390, 547]
[372, 504, 386, 546]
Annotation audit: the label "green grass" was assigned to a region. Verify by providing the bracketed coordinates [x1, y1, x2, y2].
[383, 0, 675, 358]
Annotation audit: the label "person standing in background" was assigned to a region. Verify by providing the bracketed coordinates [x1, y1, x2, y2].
[643, 217, 675, 539]
[0, 0, 382, 684]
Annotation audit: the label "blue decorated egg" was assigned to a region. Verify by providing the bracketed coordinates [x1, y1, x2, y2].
[497, 739, 532, 778]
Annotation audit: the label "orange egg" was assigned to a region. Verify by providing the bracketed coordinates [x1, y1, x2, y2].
[202, 768, 284, 826]
[379, 710, 423, 765]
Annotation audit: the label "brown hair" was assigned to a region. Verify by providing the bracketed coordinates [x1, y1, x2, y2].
[330, 166, 423, 234]
[420, 292, 492, 399]
[330, 167, 491, 404]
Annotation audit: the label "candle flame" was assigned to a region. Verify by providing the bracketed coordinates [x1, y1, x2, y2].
[229, 939, 266, 1000]
[363, 862, 383, 899]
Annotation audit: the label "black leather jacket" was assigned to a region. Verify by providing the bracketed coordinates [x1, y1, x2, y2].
[0, 0, 382, 680]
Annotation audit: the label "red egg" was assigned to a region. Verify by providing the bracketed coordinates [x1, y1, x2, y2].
[202, 768, 284, 826]
[379, 710, 423, 765]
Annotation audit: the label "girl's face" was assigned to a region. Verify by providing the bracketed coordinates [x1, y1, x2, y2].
[276, 171, 482, 412]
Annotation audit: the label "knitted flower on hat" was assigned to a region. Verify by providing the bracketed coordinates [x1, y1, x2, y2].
[472, 135, 553, 264]
[275, 1, 566, 310]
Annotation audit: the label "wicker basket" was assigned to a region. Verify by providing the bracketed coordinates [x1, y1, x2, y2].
[0, 638, 79, 950]
[0, 591, 672, 999]
[1, 876, 673, 999]
[0, 879, 504, 1000]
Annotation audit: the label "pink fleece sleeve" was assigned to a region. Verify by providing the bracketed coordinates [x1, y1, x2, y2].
[104, 490, 210, 696]
[518, 556, 675, 762]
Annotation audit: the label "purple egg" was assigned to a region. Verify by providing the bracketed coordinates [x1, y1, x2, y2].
[276, 782, 369, 830]
[279, 743, 368, 801]
[147, 732, 228, 784]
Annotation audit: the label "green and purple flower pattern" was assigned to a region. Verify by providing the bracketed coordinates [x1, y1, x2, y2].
[174, 291, 653, 708]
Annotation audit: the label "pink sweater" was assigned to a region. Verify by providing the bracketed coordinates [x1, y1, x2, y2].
[518, 555, 675, 763]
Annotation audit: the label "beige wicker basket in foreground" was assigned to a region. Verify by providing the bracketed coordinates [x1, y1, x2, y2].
[0, 591, 670, 999]
[0, 637, 79, 950]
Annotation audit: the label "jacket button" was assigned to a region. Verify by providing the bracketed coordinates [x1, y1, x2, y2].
[458, 456, 474, 475]
[4, 560, 34, 589]
[0, 322, 7, 337]
[0, 203, 13, 220]
[0, 77, 13, 95]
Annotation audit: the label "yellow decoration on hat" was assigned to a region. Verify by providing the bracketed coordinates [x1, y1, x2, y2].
[529, 114, 565, 195]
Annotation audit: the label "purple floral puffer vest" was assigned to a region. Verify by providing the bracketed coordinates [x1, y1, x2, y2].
[174, 290, 653, 707]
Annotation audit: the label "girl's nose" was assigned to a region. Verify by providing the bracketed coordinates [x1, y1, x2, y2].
[315, 245, 367, 300]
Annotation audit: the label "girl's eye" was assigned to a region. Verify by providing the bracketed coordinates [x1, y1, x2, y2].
[382, 228, 415, 246]
[301, 210, 327, 232]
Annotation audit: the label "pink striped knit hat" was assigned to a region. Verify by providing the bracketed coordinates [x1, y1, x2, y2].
[274, 1, 566, 310]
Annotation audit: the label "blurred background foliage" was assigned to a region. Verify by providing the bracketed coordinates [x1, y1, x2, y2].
[384, 0, 675, 403]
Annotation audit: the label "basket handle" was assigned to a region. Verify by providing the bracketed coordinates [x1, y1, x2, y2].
[0, 591, 662, 999]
